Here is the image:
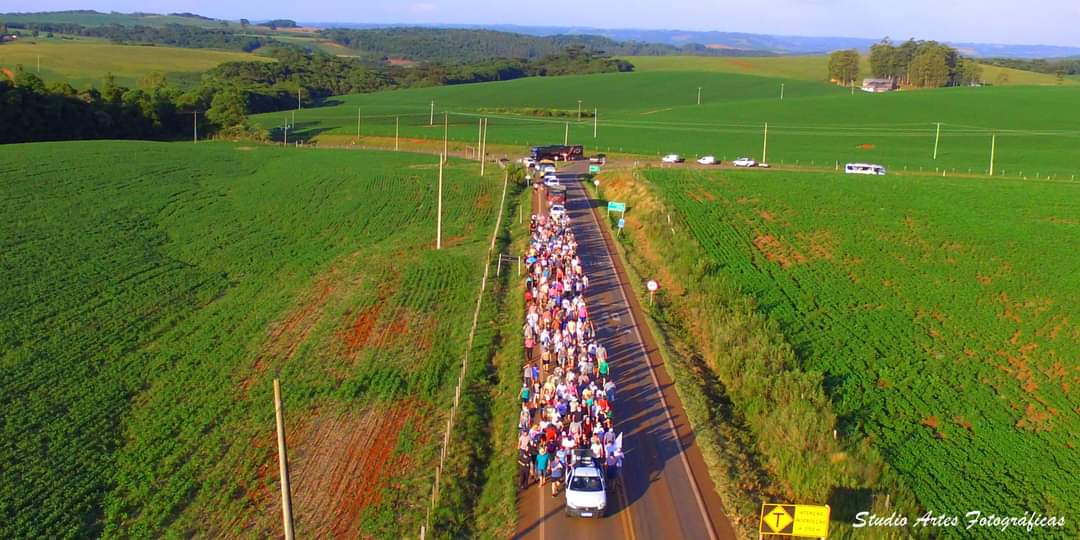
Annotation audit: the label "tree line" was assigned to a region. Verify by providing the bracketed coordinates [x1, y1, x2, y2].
[0, 46, 633, 144]
[828, 39, 983, 88]
[0, 21, 276, 52]
[981, 57, 1079, 81]
[869, 39, 982, 87]
[318, 27, 765, 64]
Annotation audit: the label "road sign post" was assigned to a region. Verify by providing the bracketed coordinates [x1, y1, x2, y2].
[617, 217, 625, 237]
[646, 279, 658, 305]
[759, 503, 830, 538]
[607, 201, 626, 215]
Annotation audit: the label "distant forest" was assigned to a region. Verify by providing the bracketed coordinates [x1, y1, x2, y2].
[320, 27, 769, 63]
[0, 21, 276, 51]
[981, 57, 1080, 77]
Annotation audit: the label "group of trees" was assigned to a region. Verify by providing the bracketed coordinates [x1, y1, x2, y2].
[0, 21, 276, 51]
[827, 49, 860, 85]
[869, 38, 982, 87]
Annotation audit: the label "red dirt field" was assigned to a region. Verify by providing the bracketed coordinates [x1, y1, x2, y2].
[238, 402, 424, 539]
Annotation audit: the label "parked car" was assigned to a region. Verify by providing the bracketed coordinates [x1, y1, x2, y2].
[565, 456, 606, 518]
[661, 154, 685, 163]
[549, 204, 567, 219]
[589, 154, 607, 164]
[732, 157, 757, 167]
[697, 155, 717, 165]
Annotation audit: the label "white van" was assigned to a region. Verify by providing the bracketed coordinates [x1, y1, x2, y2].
[845, 163, 887, 175]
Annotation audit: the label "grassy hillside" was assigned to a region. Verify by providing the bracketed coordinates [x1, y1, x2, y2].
[0, 39, 270, 88]
[626, 55, 1077, 87]
[638, 167, 1080, 536]
[0, 141, 508, 538]
[255, 70, 1080, 178]
[0, 10, 231, 28]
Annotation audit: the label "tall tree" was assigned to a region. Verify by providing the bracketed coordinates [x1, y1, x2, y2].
[828, 49, 860, 85]
[869, 39, 896, 79]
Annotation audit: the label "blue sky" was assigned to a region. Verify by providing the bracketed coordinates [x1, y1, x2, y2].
[7, 1, 1080, 47]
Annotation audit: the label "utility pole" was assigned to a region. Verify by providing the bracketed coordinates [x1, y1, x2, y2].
[192, 111, 198, 144]
[480, 118, 488, 176]
[356, 107, 361, 140]
[430, 101, 435, 126]
[436, 155, 443, 250]
[442, 112, 448, 163]
[395, 116, 400, 151]
[780, 83, 785, 101]
[564, 122, 569, 146]
[989, 133, 997, 176]
[291, 110, 295, 129]
[283, 122, 288, 146]
[477, 117, 483, 161]
[577, 100, 582, 121]
[297, 88, 301, 110]
[593, 108, 598, 138]
[273, 379, 295, 540]
[933, 122, 941, 160]
[697, 86, 701, 105]
[762, 122, 768, 163]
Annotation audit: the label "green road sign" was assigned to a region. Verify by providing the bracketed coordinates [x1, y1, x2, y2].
[607, 201, 626, 213]
[589, 165, 601, 173]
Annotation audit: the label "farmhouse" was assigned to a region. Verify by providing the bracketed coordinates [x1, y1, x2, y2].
[861, 78, 896, 93]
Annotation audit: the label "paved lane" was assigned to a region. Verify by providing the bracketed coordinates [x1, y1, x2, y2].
[515, 162, 737, 540]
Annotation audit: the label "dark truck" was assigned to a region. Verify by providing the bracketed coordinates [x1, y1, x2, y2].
[546, 184, 567, 205]
[531, 145, 584, 161]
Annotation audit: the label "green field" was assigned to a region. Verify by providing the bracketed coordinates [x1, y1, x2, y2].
[0, 39, 270, 88]
[625, 55, 1076, 87]
[0, 141, 508, 538]
[643, 168, 1080, 535]
[258, 70, 1080, 178]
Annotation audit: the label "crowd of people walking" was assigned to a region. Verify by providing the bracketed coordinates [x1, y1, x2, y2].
[517, 199, 623, 497]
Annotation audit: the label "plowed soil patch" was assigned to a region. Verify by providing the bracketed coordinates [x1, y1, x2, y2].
[252, 403, 420, 539]
[753, 234, 807, 268]
[242, 279, 336, 392]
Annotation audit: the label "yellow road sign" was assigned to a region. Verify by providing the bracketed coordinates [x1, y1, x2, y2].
[760, 503, 830, 538]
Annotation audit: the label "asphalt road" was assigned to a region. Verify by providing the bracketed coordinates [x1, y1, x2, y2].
[515, 161, 737, 540]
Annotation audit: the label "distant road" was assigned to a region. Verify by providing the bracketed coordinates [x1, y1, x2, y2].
[515, 161, 738, 540]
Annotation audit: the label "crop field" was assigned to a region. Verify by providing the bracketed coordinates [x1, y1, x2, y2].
[260, 70, 1080, 178]
[643, 167, 1080, 534]
[0, 39, 270, 88]
[625, 54, 1075, 87]
[0, 141, 505, 538]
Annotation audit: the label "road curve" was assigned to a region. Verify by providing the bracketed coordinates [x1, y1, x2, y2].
[515, 161, 738, 540]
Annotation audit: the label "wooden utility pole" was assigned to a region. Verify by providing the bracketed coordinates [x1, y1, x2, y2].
[577, 100, 582, 121]
[273, 379, 295, 540]
[480, 118, 488, 176]
[437, 156, 444, 250]
[933, 122, 941, 159]
[192, 111, 198, 144]
[477, 118, 483, 161]
[442, 112, 449, 163]
[989, 133, 997, 176]
[697, 87, 701, 105]
[297, 88, 301, 110]
[430, 100, 435, 126]
[780, 83, 785, 101]
[283, 122, 288, 146]
[564, 122, 569, 145]
[593, 109, 598, 138]
[395, 116, 400, 151]
[762, 122, 768, 163]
